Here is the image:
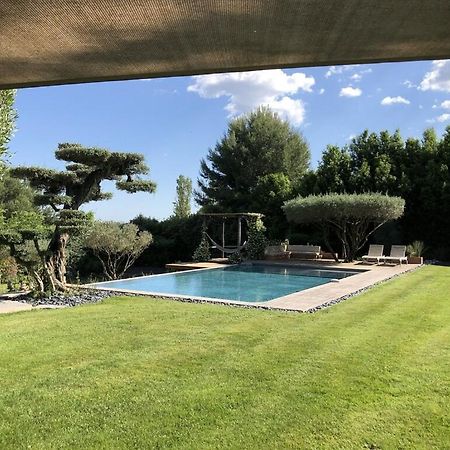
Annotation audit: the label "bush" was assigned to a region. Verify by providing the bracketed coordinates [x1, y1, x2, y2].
[406, 241, 426, 257]
[245, 217, 268, 260]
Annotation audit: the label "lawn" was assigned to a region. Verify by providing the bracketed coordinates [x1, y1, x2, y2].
[0, 266, 449, 449]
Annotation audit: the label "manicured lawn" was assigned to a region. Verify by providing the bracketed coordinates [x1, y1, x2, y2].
[0, 266, 449, 449]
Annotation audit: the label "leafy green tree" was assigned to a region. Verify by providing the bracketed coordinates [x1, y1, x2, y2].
[0, 171, 35, 217]
[196, 107, 310, 233]
[0, 209, 51, 292]
[0, 89, 17, 170]
[283, 193, 405, 262]
[84, 221, 152, 280]
[173, 175, 193, 218]
[10, 143, 156, 291]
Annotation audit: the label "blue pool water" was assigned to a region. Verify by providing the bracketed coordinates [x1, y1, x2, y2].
[92, 264, 361, 303]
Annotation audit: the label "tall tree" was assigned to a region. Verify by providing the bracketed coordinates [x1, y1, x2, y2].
[10, 143, 156, 291]
[0, 89, 17, 170]
[196, 107, 310, 234]
[284, 193, 405, 262]
[173, 175, 193, 218]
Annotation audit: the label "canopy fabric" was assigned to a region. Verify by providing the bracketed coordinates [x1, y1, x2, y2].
[1, 0, 450, 89]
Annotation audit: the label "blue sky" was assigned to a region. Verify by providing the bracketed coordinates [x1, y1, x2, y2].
[9, 59, 450, 221]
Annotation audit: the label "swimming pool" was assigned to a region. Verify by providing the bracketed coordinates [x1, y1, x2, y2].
[91, 264, 361, 303]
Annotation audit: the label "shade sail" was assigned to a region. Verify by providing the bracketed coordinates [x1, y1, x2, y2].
[1, 0, 450, 89]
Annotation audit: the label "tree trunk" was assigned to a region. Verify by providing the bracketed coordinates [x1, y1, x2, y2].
[45, 229, 69, 291]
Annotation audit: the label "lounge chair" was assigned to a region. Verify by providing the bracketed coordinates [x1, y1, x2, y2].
[383, 245, 408, 265]
[362, 244, 384, 264]
[289, 244, 322, 260]
[264, 245, 291, 260]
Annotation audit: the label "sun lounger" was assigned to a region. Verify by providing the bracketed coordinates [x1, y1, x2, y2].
[362, 244, 384, 264]
[382, 245, 408, 265]
[289, 244, 322, 260]
[264, 245, 291, 260]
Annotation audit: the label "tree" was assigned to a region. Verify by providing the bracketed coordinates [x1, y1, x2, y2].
[173, 175, 192, 218]
[283, 193, 405, 262]
[0, 171, 35, 217]
[84, 221, 152, 280]
[0, 89, 17, 170]
[196, 107, 310, 234]
[0, 209, 52, 292]
[10, 143, 156, 291]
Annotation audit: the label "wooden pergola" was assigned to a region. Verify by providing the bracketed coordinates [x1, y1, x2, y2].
[200, 213, 263, 257]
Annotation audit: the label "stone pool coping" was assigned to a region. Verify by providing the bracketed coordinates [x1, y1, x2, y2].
[82, 262, 423, 313]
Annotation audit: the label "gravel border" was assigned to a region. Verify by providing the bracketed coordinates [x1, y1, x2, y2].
[11, 264, 424, 312]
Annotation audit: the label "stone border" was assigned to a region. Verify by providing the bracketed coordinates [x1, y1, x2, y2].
[304, 263, 424, 313]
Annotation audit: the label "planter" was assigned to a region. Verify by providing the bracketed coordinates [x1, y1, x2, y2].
[407, 255, 423, 264]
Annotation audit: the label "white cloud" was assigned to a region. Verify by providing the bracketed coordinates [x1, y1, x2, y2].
[437, 113, 450, 122]
[419, 60, 450, 92]
[319, 88, 325, 95]
[380, 96, 410, 105]
[339, 86, 362, 97]
[187, 69, 315, 126]
[325, 65, 360, 78]
[403, 80, 417, 88]
[440, 100, 450, 109]
[350, 73, 362, 82]
[347, 134, 356, 141]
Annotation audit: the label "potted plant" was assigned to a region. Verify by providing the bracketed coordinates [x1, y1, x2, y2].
[406, 241, 425, 264]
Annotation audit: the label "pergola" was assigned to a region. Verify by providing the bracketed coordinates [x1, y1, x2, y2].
[1, 1, 450, 89]
[200, 213, 263, 257]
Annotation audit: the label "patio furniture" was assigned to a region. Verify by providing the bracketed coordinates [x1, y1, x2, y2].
[264, 245, 291, 260]
[289, 244, 322, 260]
[362, 244, 384, 264]
[383, 245, 408, 265]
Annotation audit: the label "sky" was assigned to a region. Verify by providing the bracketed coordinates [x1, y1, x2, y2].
[8, 59, 450, 221]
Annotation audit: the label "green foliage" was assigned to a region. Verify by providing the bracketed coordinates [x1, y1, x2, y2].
[192, 223, 211, 262]
[84, 221, 152, 280]
[284, 193, 405, 262]
[173, 175, 193, 218]
[0, 89, 17, 166]
[245, 216, 268, 260]
[9, 143, 157, 291]
[196, 107, 310, 235]
[0, 171, 35, 217]
[406, 241, 426, 257]
[132, 214, 204, 267]
[300, 126, 450, 259]
[227, 251, 242, 264]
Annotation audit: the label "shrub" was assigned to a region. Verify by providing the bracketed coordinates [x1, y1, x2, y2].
[406, 241, 426, 257]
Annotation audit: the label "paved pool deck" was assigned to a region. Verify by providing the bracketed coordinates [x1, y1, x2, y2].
[256, 261, 421, 311]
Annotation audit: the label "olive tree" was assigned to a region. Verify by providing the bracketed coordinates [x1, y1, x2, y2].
[84, 221, 152, 280]
[11, 143, 156, 291]
[283, 193, 405, 262]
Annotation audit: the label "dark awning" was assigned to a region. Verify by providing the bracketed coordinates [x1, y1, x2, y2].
[1, 0, 450, 89]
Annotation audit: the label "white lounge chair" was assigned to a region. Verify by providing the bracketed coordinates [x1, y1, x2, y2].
[362, 244, 384, 264]
[383, 245, 408, 265]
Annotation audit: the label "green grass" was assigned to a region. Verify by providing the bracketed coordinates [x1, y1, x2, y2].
[0, 266, 449, 449]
